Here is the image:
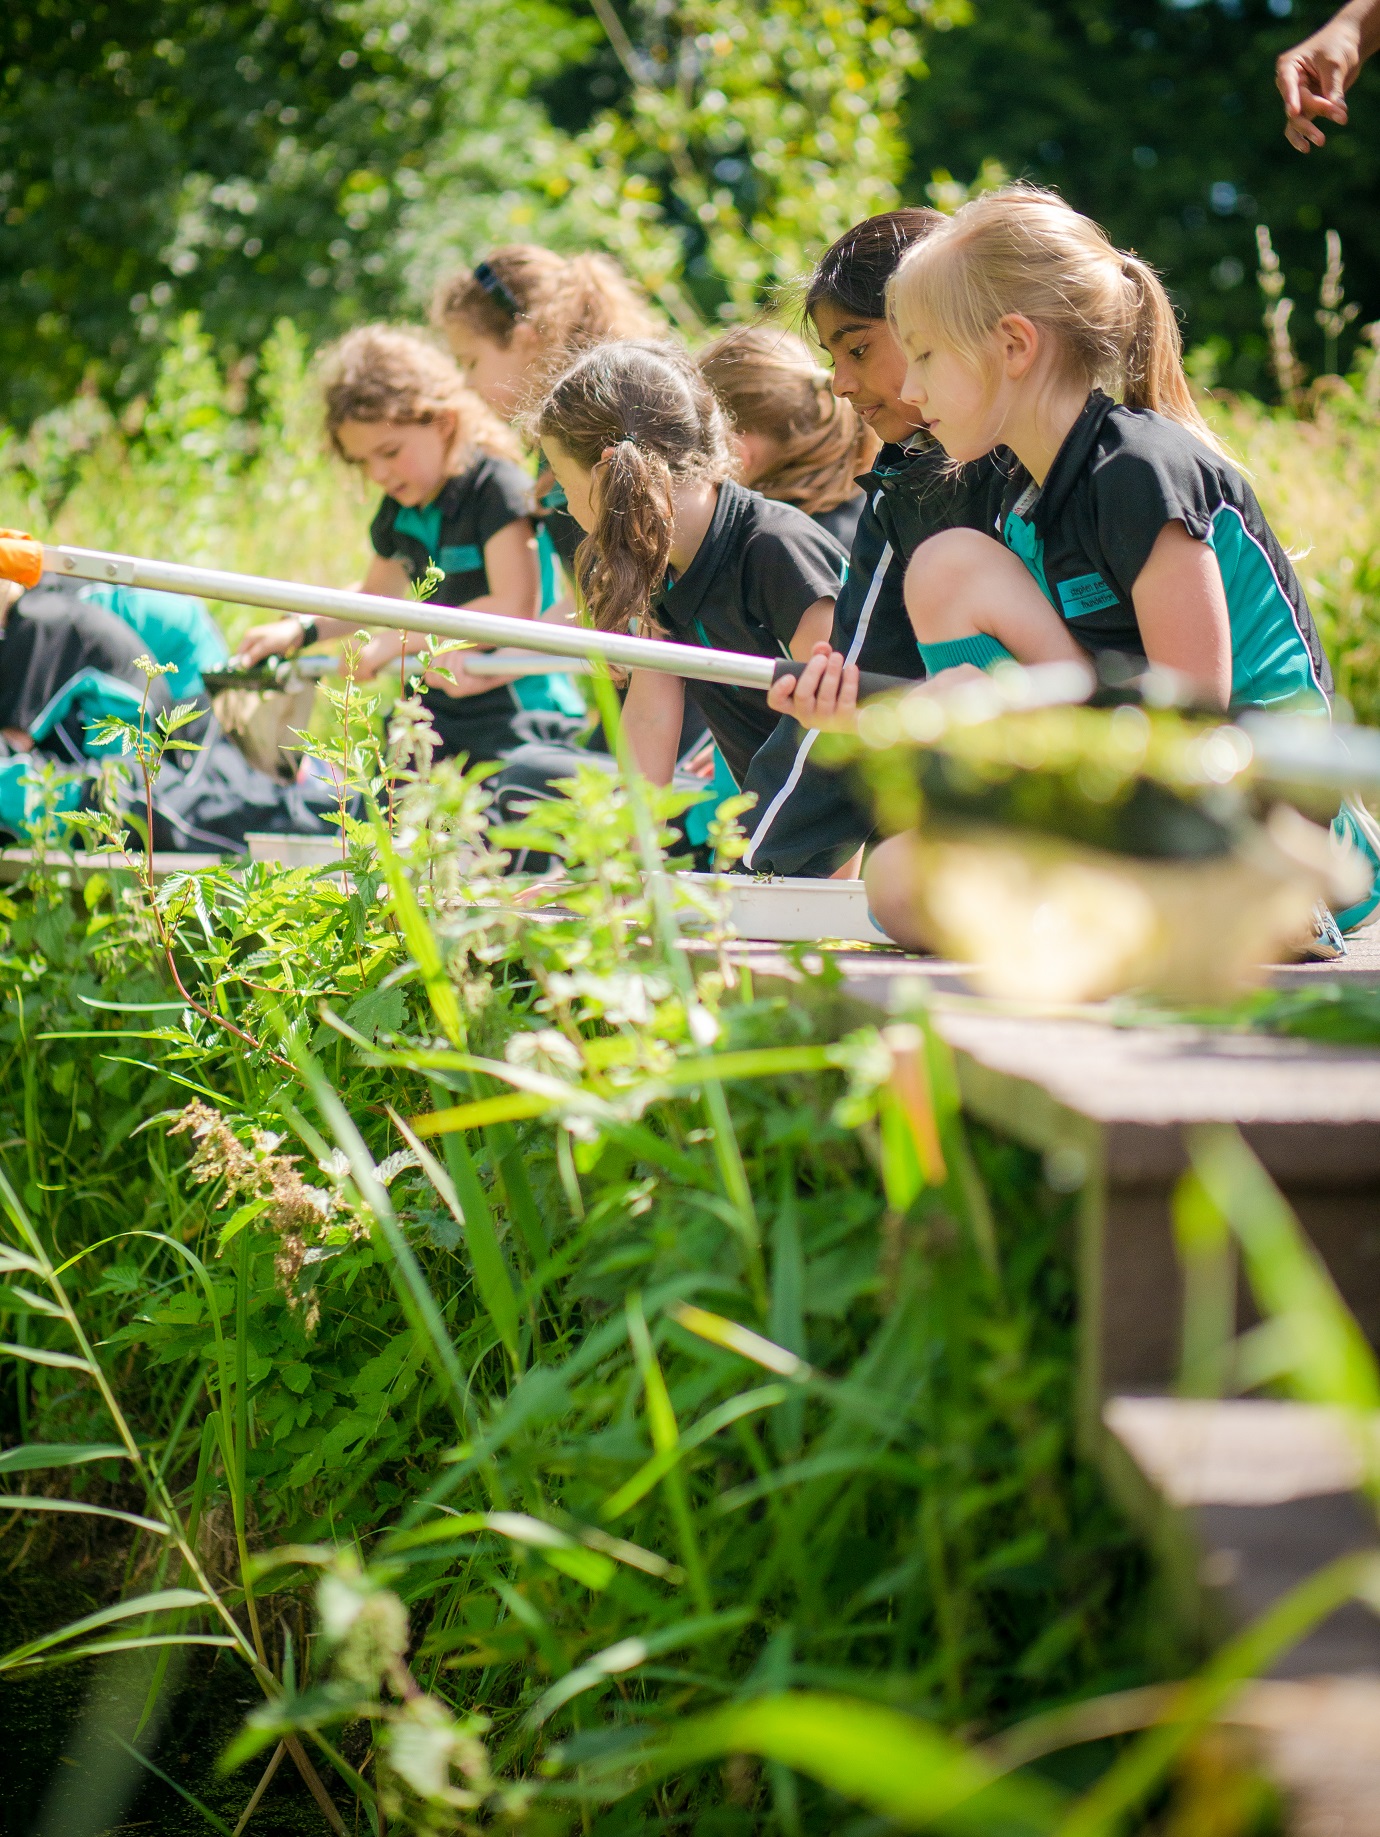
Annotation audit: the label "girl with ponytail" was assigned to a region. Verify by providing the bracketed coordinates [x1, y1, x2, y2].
[878, 184, 1329, 715]
[830, 185, 1377, 947]
[533, 341, 847, 789]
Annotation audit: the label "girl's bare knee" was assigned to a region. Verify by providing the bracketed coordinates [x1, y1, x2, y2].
[864, 834, 926, 950]
[904, 529, 1010, 642]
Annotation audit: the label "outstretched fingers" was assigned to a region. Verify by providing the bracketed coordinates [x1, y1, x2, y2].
[1277, 36, 1353, 149]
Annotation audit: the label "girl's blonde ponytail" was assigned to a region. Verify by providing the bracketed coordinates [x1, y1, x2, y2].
[1119, 252, 1216, 445]
[698, 323, 875, 516]
[889, 185, 1223, 456]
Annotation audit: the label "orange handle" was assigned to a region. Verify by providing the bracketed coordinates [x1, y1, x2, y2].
[0, 530, 43, 590]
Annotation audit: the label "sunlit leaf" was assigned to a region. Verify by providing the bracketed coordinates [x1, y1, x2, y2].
[0, 1442, 127, 1474]
[580, 1690, 1062, 1832]
[671, 1304, 811, 1379]
[409, 1091, 552, 1136]
[0, 1496, 168, 1535]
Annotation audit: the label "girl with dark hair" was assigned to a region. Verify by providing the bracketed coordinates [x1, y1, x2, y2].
[533, 341, 847, 789]
[738, 209, 1005, 879]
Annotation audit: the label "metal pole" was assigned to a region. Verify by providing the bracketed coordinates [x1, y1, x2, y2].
[41, 542, 781, 692]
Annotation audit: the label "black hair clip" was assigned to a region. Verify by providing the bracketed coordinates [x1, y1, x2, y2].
[473, 260, 522, 321]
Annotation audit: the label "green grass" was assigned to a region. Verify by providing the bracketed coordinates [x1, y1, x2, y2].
[0, 741, 1162, 1833]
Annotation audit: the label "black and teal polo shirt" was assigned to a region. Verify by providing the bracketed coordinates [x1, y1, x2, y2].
[369, 450, 583, 760]
[740, 440, 1006, 875]
[650, 479, 847, 786]
[998, 392, 1331, 712]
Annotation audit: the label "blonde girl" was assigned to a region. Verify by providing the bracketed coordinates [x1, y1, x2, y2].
[235, 324, 581, 762]
[697, 323, 877, 551]
[534, 341, 847, 790]
[893, 185, 1330, 710]
[789, 185, 1334, 727]
[850, 184, 1379, 942]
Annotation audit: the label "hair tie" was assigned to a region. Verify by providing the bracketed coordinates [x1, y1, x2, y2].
[473, 259, 522, 321]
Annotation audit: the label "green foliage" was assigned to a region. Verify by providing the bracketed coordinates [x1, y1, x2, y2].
[0, 310, 367, 606]
[903, 0, 1380, 398]
[10, 0, 1380, 426]
[0, 737, 1154, 1830]
[0, 0, 593, 426]
[451, 0, 963, 325]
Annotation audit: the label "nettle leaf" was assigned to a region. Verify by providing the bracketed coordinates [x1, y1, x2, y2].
[342, 984, 406, 1044]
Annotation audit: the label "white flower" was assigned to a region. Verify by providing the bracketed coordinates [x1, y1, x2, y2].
[687, 1002, 720, 1048]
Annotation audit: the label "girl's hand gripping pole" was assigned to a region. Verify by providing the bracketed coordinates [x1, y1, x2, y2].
[770, 656, 912, 702]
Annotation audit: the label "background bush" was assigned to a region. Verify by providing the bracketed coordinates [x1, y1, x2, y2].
[5, 0, 1380, 428]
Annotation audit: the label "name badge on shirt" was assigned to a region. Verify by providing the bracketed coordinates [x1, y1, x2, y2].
[439, 543, 484, 574]
[1057, 571, 1119, 618]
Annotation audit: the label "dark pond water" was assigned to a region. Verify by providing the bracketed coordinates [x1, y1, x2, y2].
[1, 1556, 334, 1836]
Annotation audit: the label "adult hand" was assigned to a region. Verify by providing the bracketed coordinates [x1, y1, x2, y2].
[765, 641, 861, 732]
[234, 617, 306, 667]
[1276, 7, 1367, 150]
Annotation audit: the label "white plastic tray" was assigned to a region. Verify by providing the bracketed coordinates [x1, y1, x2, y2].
[241, 839, 881, 944]
[682, 873, 880, 945]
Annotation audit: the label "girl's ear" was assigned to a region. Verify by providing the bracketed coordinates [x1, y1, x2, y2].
[996, 314, 1041, 380]
[433, 408, 460, 450]
[509, 320, 543, 364]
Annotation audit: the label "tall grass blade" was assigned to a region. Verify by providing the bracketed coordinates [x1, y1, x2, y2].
[0, 1587, 209, 1670]
[527, 1607, 753, 1727]
[1055, 1550, 1380, 1837]
[0, 1496, 170, 1535]
[373, 819, 465, 1048]
[108, 1733, 236, 1837]
[0, 1441, 127, 1472]
[1187, 1125, 1380, 1410]
[390, 1103, 521, 1371]
[285, 1033, 473, 1430]
[599, 1690, 1063, 1833]
[0, 1341, 94, 1371]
